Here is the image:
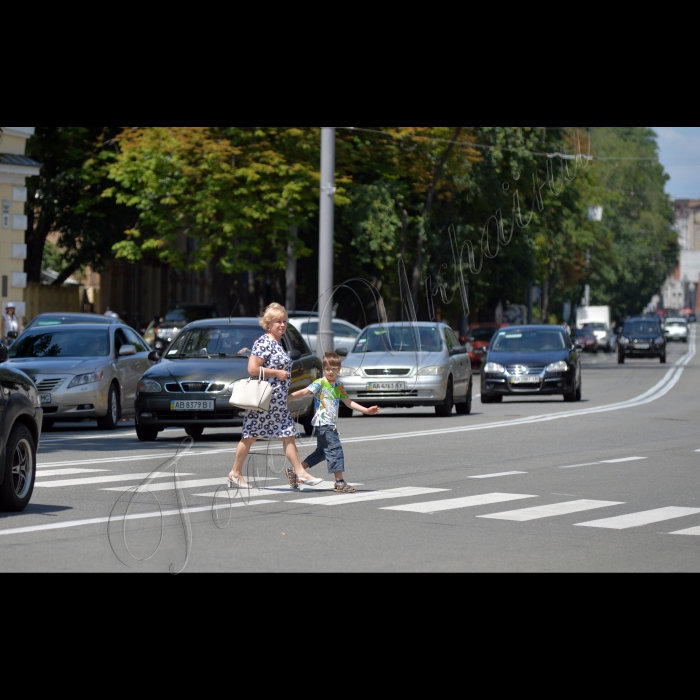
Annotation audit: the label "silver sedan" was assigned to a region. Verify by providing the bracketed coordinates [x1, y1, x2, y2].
[5, 323, 154, 430]
[337, 322, 473, 417]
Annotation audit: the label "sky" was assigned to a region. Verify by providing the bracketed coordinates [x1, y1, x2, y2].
[652, 127, 700, 199]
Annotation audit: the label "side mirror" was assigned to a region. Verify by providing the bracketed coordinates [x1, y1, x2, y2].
[0, 344, 8, 363]
[119, 345, 137, 357]
[449, 346, 468, 356]
[148, 350, 162, 362]
[335, 348, 349, 357]
[7, 331, 18, 340]
[288, 349, 302, 361]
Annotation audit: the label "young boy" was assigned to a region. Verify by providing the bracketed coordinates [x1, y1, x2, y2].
[287, 352, 379, 493]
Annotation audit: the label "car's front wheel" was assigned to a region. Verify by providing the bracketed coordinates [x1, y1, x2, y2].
[435, 379, 454, 417]
[660, 353, 667, 364]
[455, 380, 472, 415]
[618, 353, 625, 365]
[338, 403, 353, 419]
[97, 384, 120, 430]
[136, 425, 159, 442]
[301, 416, 315, 437]
[0, 425, 36, 512]
[185, 427, 204, 440]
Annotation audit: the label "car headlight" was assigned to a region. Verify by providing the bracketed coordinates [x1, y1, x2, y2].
[619, 337, 630, 345]
[484, 363, 505, 374]
[137, 380, 163, 393]
[68, 371, 105, 388]
[546, 360, 569, 373]
[339, 367, 358, 377]
[417, 366, 445, 376]
[655, 336, 664, 344]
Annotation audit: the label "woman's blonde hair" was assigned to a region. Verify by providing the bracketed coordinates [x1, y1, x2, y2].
[260, 303, 288, 331]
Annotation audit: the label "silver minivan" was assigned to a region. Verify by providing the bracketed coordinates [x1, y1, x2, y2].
[338, 322, 472, 417]
[6, 323, 154, 430]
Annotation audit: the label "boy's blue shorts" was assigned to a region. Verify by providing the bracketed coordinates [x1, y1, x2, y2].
[304, 426, 345, 474]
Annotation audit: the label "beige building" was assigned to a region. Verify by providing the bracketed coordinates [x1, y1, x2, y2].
[0, 127, 41, 326]
[661, 199, 700, 313]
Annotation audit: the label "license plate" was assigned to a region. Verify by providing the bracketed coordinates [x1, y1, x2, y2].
[170, 400, 215, 411]
[40, 394, 52, 404]
[367, 382, 406, 391]
[511, 376, 541, 385]
[635, 344, 650, 350]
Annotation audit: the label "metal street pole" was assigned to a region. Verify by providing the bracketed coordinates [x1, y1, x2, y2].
[318, 127, 336, 357]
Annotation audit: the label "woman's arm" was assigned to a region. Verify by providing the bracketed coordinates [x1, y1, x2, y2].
[248, 354, 288, 381]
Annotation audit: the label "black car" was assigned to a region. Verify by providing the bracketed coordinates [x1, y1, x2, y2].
[617, 318, 666, 364]
[0, 343, 43, 512]
[134, 318, 323, 441]
[151, 304, 220, 352]
[481, 326, 582, 403]
[24, 313, 123, 332]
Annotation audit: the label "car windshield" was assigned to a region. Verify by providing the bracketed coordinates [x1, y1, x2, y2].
[468, 327, 499, 342]
[583, 323, 606, 330]
[624, 322, 660, 335]
[666, 320, 686, 327]
[163, 307, 218, 323]
[353, 326, 442, 353]
[31, 316, 113, 326]
[300, 321, 358, 336]
[10, 330, 110, 358]
[491, 330, 567, 352]
[166, 326, 261, 358]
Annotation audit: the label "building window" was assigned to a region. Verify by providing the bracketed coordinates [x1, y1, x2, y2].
[2, 276, 7, 298]
[2, 201, 10, 229]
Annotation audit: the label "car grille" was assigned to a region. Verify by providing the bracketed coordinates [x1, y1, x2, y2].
[365, 369, 412, 377]
[35, 378, 64, 392]
[165, 382, 228, 393]
[506, 366, 545, 375]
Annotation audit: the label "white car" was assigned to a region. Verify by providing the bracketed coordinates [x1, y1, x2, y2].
[664, 318, 689, 343]
[287, 316, 362, 354]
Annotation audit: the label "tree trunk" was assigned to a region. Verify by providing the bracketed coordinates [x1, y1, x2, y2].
[52, 259, 83, 286]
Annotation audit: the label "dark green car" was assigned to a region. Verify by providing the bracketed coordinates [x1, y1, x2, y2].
[0, 343, 43, 512]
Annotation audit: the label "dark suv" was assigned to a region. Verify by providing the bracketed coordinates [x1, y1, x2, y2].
[617, 318, 667, 364]
[0, 343, 43, 512]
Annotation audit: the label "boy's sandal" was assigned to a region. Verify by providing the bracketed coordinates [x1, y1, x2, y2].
[334, 482, 357, 494]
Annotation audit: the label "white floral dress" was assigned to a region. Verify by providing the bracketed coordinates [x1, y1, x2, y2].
[242, 335, 299, 440]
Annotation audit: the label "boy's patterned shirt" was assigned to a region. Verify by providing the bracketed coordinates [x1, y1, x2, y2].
[308, 378, 349, 427]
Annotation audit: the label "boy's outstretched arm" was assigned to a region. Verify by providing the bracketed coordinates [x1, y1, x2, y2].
[342, 398, 379, 415]
[287, 388, 313, 404]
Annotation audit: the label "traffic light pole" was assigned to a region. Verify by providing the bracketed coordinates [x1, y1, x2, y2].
[318, 127, 336, 357]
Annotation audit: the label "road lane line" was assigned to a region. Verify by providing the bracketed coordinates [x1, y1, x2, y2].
[287, 487, 448, 506]
[36, 468, 109, 478]
[382, 493, 536, 514]
[0, 501, 279, 538]
[479, 500, 624, 522]
[559, 463, 600, 469]
[103, 477, 278, 493]
[576, 507, 700, 530]
[34, 472, 194, 488]
[601, 457, 646, 464]
[469, 472, 528, 479]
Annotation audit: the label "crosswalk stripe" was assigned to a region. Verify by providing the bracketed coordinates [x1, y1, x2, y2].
[576, 507, 700, 530]
[287, 487, 448, 506]
[36, 468, 109, 478]
[669, 525, 700, 536]
[194, 482, 364, 499]
[382, 493, 536, 514]
[479, 499, 624, 522]
[469, 472, 527, 479]
[103, 477, 277, 493]
[34, 472, 194, 488]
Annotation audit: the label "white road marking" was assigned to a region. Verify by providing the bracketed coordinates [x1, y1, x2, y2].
[469, 472, 528, 479]
[287, 487, 448, 506]
[382, 493, 536, 514]
[560, 463, 600, 469]
[601, 457, 646, 464]
[669, 525, 700, 536]
[34, 472, 194, 488]
[103, 477, 278, 493]
[0, 501, 279, 538]
[36, 468, 109, 478]
[480, 499, 624, 522]
[576, 507, 700, 530]
[195, 482, 364, 498]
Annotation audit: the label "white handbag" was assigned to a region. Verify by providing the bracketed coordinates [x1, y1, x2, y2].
[229, 367, 274, 412]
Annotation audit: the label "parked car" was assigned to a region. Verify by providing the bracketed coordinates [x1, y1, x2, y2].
[0, 343, 43, 512]
[571, 327, 599, 354]
[581, 322, 613, 352]
[24, 313, 124, 333]
[617, 318, 667, 364]
[5, 323, 154, 431]
[337, 322, 472, 417]
[663, 317, 689, 343]
[134, 319, 322, 441]
[150, 304, 219, 351]
[287, 315, 362, 354]
[481, 326, 582, 403]
[461, 323, 508, 369]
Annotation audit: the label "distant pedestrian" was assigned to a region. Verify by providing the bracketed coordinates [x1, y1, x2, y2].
[2, 304, 19, 345]
[287, 352, 379, 493]
[562, 322, 571, 336]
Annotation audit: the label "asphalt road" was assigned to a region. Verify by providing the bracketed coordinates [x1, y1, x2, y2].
[2, 333, 699, 572]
